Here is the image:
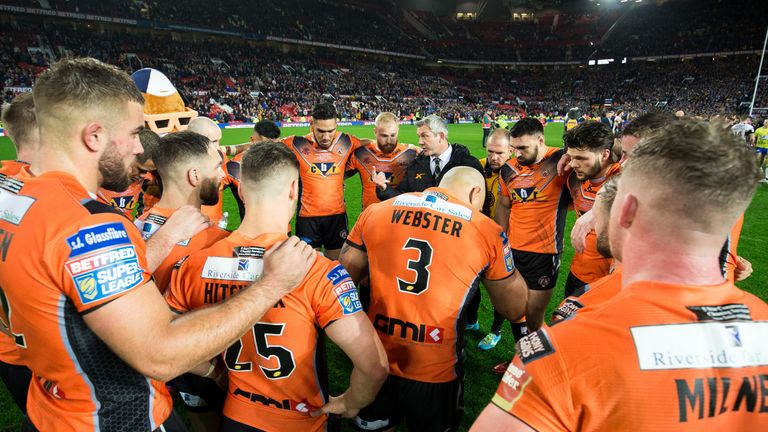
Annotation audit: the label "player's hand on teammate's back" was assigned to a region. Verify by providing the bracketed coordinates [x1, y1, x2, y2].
[371, 167, 390, 190]
[158, 205, 212, 243]
[261, 237, 317, 296]
[406, 143, 423, 154]
[312, 393, 358, 419]
[570, 209, 595, 253]
[556, 153, 572, 176]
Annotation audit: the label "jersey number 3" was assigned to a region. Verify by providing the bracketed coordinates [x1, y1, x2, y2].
[397, 239, 433, 295]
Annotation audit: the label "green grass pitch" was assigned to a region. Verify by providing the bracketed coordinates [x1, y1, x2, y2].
[0, 122, 765, 431]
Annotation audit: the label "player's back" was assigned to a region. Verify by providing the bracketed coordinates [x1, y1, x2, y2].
[135, 206, 228, 293]
[499, 147, 569, 254]
[351, 142, 417, 209]
[0, 171, 171, 431]
[348, 188, 514, 383]
[166, 231, 362, 431]
[283, 133, 358, 217]
[494, 279, 768, 431]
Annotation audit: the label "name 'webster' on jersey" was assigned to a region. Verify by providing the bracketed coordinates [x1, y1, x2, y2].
[346, 188, 515, 383]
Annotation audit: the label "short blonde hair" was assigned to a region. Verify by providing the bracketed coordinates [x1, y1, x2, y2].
[375, 112, 398, 127]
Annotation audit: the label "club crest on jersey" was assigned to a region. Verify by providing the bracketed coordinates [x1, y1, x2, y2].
[309, 162, 340, 177]
[66, 244, 144, 305]
[511, 187, 538, 203]
[110, 195, 137, 211]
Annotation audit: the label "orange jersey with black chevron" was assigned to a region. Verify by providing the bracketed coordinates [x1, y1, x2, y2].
[283, 133, 360, 217]
[0, 164, 32, 366]
[566, 163, 621, 283]
[134, 206, 229, 293]
[166, 232, 362, 431]
[97, 179, 145, 221]
[722, 214, 744, 282]
[346, 188, 515, 383]
[499, 147, 569, 254]
[348, 142, 417, 209]
[0, 171, 171, 431]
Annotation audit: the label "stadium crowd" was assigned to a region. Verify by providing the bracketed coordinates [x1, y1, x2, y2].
[1, 17, 763, 124]
[0, 54, 765, 432]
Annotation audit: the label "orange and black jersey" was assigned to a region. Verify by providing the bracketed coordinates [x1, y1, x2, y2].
[721, 214, 744, 282]
[566, 163, 621, 283]
[97, 178, 146, 220]
[346, 188, 515, 383]
[0, 171, 171, 431]
[499, 147, 569, 254]
[551, 266, 622, 323]
[283, 133, 360, 217]
[494, 280, 768, 431]
[166, 232, 363, 431]
[134, 206, 229, 293]
[348, 142, 417, 210]
[0, 162, 32, 367]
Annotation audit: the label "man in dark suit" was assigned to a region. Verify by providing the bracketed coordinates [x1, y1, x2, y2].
[373, 114, 483, 199]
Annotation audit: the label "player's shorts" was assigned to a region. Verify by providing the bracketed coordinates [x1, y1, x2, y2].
[0, 360, 31, 413]
[564, 271, 589, 298]
[756, 147, 768, 155]
[511, 249, 561, 291]
[354, 375, 463, 432]
[166, 373, 226, 414]
[22, 411, 188, 432]
[295, 213, 348, 250]
[220, 415, 340, 432]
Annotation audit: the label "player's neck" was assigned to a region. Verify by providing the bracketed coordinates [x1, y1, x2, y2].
[156, 182, 202, 210]
[238, 205, 290, 238]
[620, 231, 727, 288]
[35, 144, 98, 193]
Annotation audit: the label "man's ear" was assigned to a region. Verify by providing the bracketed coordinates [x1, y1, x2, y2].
[187, 167, 200, 187]
[618, 193, 638, 229]
[82, 122, 105, 153]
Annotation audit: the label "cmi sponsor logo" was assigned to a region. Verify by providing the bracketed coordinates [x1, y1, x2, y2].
[0, 189, 35, 226]
[66, 222, 131, 257]
[631, 322, 768, 370]
[66, 245, 145, 305]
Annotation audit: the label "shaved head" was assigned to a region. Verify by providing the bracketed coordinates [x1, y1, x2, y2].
[188, 117, 222, 146]
[439, 166, 486, 211]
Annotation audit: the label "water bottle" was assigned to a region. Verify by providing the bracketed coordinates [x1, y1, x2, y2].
[218, 212, 229, 230]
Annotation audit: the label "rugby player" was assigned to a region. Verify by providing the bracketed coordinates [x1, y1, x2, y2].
[0, 57, 315, 431]
[166, 141, 388, 431]
[341, 166, 528, 432]
[472, 119, 768, 431]
[282, 102, 361, 260]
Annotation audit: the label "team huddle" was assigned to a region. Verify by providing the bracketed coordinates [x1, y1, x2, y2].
[0, 57, 766, 432]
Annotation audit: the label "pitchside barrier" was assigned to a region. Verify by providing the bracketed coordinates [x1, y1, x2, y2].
[218, 119, 565, 129]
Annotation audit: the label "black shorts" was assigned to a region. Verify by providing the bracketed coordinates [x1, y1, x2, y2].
[563, 271, 589, 298]
[166, 373, 226, 414]
[354, 375, 463, 432]
[295, 214, 348, 250]
[0, 360, 31, 413]
[511, 250, 561, 291]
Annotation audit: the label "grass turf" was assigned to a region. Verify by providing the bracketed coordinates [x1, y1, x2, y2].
[0, 122, 765, 431]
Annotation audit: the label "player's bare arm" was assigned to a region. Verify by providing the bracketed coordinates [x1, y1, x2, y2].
[495, 195, 511, 232]
[313, 313, 389, 418]
[339, 241, 369, 284]
[483, 271, 528, 322]
[570, 208, 596, 253]
[525, 289, 554, 332]
[145, 205, 211, 271]
[83, 237, 316, 381]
